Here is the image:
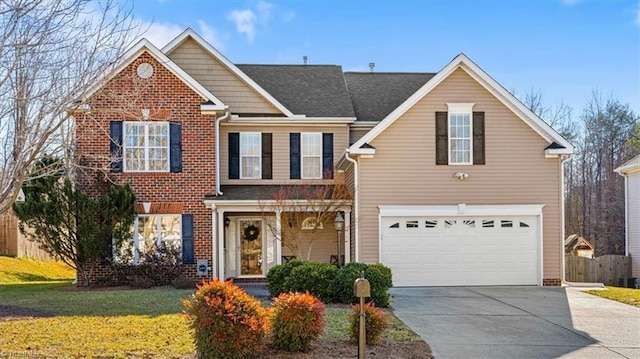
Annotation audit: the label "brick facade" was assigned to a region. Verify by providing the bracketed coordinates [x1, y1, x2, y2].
[75, 52, 216, 284]
[542, 278, 562, 286]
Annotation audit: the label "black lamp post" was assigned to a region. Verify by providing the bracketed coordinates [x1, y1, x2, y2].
[334, 212, 344, 268]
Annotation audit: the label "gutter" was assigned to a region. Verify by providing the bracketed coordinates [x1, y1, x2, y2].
[215, 107, 230, 196]
[344, 149, 359, 262]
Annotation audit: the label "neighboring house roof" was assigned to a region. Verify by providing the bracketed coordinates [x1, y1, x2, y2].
[237, 65, 356, 118]
[615, 154, 640, 175]
[344, 72, 435, 122]
[81, 38, 226, 111]
[162, 28, 295, 117]
[349, 53, 574, 156]
[564, 234, 594, 253]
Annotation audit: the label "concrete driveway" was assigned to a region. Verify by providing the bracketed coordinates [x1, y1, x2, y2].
[390, 287, 640, 359]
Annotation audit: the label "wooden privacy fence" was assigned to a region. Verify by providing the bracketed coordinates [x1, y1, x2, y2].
[0, 211, 51, 260]
[565, 254, 632, 286]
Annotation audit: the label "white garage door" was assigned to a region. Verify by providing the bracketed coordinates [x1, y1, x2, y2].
[381, 214, 540, 286]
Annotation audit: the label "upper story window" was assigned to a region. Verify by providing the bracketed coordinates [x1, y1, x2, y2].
[240, 133, 261, 179]
[124, 122, 169, 172]
[301, 132, 322, 179]
[448, 104, 473, 165]
[435, 104, 485, 166]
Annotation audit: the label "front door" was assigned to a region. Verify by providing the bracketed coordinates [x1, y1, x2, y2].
[238, 219, 264, 276]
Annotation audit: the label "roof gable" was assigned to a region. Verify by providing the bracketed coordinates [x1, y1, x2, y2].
[349, 54, 574, 155]
[615, 154, 640, 175]
[162, 28, 295, 117]
[82, 38, 225, 111]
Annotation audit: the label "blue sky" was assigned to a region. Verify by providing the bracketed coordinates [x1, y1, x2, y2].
[131, 0, 640, 118]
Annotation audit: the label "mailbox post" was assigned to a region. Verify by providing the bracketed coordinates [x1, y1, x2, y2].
[353, 271, 370, 359]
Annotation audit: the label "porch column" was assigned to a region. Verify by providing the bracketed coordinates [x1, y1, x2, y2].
[217, 209, 225, 280]
[344, 209, 351, 264]
[275, 210, 282, 265]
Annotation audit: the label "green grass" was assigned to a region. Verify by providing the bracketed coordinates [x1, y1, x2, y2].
[0, 257, 421, 358]
[585, 286, 640, 307]
[0, 256, 75, 283]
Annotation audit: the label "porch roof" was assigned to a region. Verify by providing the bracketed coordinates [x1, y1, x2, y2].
[205, 185, 341, 201]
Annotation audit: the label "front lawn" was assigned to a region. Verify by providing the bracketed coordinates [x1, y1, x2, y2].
[0, 257, 428, 358]
[585, 286, 640, 307]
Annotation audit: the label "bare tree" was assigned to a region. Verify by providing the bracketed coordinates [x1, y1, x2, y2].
[259, 183, 352, 260]
[0, 0, 136, 214]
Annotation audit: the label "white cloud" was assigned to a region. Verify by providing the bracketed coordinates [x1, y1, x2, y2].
[256, 1, 274, 22]
[227, 9, 256, 42]
[197, 20, 225, 50]
[137, 21, 183, 48]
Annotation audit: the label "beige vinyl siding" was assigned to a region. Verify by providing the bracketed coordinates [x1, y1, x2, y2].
[281, 224, 340, 263]
[168, 38, 281, 114]
[220, 124, 349, 185]
[357, 68, 563, 280]
[628, 172, 640, 277]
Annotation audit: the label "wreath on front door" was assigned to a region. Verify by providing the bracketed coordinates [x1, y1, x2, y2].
[243, 224, 260, 242]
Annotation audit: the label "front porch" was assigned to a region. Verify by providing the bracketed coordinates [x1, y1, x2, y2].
[204, 185, 352, 280]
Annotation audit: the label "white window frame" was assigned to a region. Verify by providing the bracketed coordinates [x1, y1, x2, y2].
[123, 121, 170, 172]
[301, 132, 322, 179]
[240, 132, 261, 179]
[127, 214, 182, 265]
[447, 103, 474, 165]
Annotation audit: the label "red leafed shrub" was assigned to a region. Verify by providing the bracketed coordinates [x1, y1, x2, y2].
[183, 279, 267, 359]
[349, 302, 388, 345]
[269, 291, 326, 352]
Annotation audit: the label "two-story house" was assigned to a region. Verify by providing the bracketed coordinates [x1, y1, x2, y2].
[75, 28, 573, 286]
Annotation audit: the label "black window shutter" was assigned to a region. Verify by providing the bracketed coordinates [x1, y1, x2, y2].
[109, 121, 123, 172]
[262, 133, 272, 179]
[322, 133, 334, 179]
[473, 112, 485, 165]
[229, 133, 240, 179]
[182, 214, 194, 264]
[290, 133, 301, 179]
[435, 112, 448, 165]
[169, 122, 182, 172]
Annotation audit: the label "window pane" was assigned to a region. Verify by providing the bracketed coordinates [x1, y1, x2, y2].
[125, 124, 145, 147]
[160, 215, 181, 241]
[303, 157, 321, 178]
[242, 156, 260, 178]
[301, 133, 322, 178]
[240, 133, 261, 178]
[449, 113, 471, 164]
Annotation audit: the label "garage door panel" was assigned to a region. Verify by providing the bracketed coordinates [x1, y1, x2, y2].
[381, 215, 539, 286]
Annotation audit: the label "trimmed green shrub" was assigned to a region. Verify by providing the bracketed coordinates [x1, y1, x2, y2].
[270, 291, 325, 352]
[349, 302, 388, 345]
[266, 259, 305, 297]
[330, 262, 368, 304]
[183, 279, 267, 359]
[365, 263, 393, 308]
[285, 262, 337, 303]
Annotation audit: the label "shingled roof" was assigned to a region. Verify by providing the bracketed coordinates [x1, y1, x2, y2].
[237, 64, 356, 118]
[344, 72, 435, 122]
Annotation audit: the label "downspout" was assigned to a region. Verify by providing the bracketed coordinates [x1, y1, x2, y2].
[344, 149, 359, 262]
[215, 107, 230, 196]
[560, 154, 571, 284]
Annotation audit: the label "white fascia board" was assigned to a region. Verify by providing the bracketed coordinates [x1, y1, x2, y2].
[228, 116, 356, 124]
[81, 39, 226, 110]
[204, 199, 352, 212]
[163, 28, 295, 117]
[350, 121, 379, 128]
[615, 154, 640, 174]
[378, 204, 545, 217]
[349, 147, 376, 156]
[349, 53, 574, 155]
[545, 148, 573, 158]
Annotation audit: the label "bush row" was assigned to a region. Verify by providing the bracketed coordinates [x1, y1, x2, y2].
[266, 260, 393, 307]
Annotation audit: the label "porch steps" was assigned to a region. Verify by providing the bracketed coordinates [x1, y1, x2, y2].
[232, 279, 270, 297]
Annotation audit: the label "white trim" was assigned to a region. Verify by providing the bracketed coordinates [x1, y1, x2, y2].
[615, 154, 640, 175]
[349, 147, 376, 156]
[162, 28, 295, 117]
[229, 115, 356, 124]
[239, 132, 262, 179]
[350, 54, 573, 155]
[217, 209, 225, 279]
[82, 39, 226, 111]
[378, 204, 545, 217]
[123, 121, 170, 172]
